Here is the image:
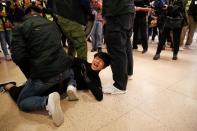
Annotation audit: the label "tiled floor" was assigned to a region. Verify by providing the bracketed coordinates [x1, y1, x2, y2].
[0, 41, 197, 131]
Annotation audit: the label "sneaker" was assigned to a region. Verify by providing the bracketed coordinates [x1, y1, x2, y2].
[179, 46, 184, 51]
[46, 92, 64, 126]
[103, 85, 127, 95]
[0, 81, 16, 92]
[67, 85, 79, 101]
[184, 45, 195, 50]
[0, 81, 16, 93]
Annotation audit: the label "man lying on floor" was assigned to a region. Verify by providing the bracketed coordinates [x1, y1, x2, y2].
[1, 52, 110, 101]
[0, 52, 110, 125]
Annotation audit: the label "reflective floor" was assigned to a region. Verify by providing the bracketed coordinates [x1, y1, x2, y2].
[0, 41, 197, 131]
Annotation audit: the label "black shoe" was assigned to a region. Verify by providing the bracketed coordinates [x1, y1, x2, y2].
[142, 49, 147, 54]
[172, 55, 178, 60]
[153, 54, 160, 60]
[0, 81, 16, 92]
[97, 47, 102, 52]
[91, 48, 97, 52]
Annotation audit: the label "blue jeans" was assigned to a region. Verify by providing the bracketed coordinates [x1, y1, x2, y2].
[17, 69, 76, 112]
[0, 30, 12, 56]
[91, 21, 103, 49]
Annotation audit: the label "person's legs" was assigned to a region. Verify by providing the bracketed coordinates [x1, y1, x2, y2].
[0, 31, 11, 60]
[17, 79, 57, 111]
[185, 16, 197, 47]
[9, 84, 24, 103]
[132, 17, 139, 49]
[126, 34, 133, 77]
[5, 30, 12, 47]
[56, 15, 87, 60]
[180, 25, 188, 47]
[152, 26, 158, 41]
[105, 31, 128, 90]
[66, 69, 78, 101]
[95, 21, 103, 52]
[153, 28, 170, 60]
[148, 27, 153, 38]
[16, 69, 75, 126]
[16, 78, 64, 126]
[140, 16, 148, 53]
[90, 21, 97, 51]
[104, 14, 135, 91]
[126, 14, 134, 78]
[172, 27, 182, 60]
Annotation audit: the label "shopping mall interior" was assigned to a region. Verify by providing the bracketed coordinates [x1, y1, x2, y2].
[0, 35, 197, 131]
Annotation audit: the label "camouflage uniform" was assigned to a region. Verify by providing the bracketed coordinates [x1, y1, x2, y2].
[55, 15, 87, 60]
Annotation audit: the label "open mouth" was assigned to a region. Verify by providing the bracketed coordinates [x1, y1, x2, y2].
[93, 63, 99, 68]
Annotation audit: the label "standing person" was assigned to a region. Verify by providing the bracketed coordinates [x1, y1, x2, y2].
[46, 0, 92, 60]
[133, 0, 151, 53]
[12, 2, 25, 26]
[90, 0, 103, 52]
[179, 0, 190, 50]
[0, 3, 12, 61]
[184, 0, 197, 49]
[10, 4, 74, 126]
[102, 0, 135, 94]
[153, 0, 186, 60]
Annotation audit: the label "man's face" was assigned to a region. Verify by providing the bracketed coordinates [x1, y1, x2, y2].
[91, 56, 105, 71]
[31, 0, 43, 9]
[35, 0, 43, 9]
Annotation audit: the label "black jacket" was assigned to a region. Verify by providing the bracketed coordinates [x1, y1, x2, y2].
[72, 58, 103, 101]
[47, 0, 91, 25]
[167, 0, 185, 17]
[11, 14, 73, 79]
[102, 0, 135, 17]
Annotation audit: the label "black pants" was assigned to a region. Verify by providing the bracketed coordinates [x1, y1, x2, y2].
[104, 13, 134, 90]
[148, 27, 158, 41]
[133, 15, 148, 50]
[156, 27, 182, 55]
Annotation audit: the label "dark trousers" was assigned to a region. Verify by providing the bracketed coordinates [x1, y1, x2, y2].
[8, 79, 70, 103]
[156, 27, 182, 55]
[17, 60, 30, 79]
[104, 13, 134, 90]
[133, 15, 148, 50]
[148, 27, 158, 41]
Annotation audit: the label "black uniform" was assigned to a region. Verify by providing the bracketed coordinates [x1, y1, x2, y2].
[133, 0, 150, 51]
[103, 0, 135, 90]
[154, 0, 186, 59]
